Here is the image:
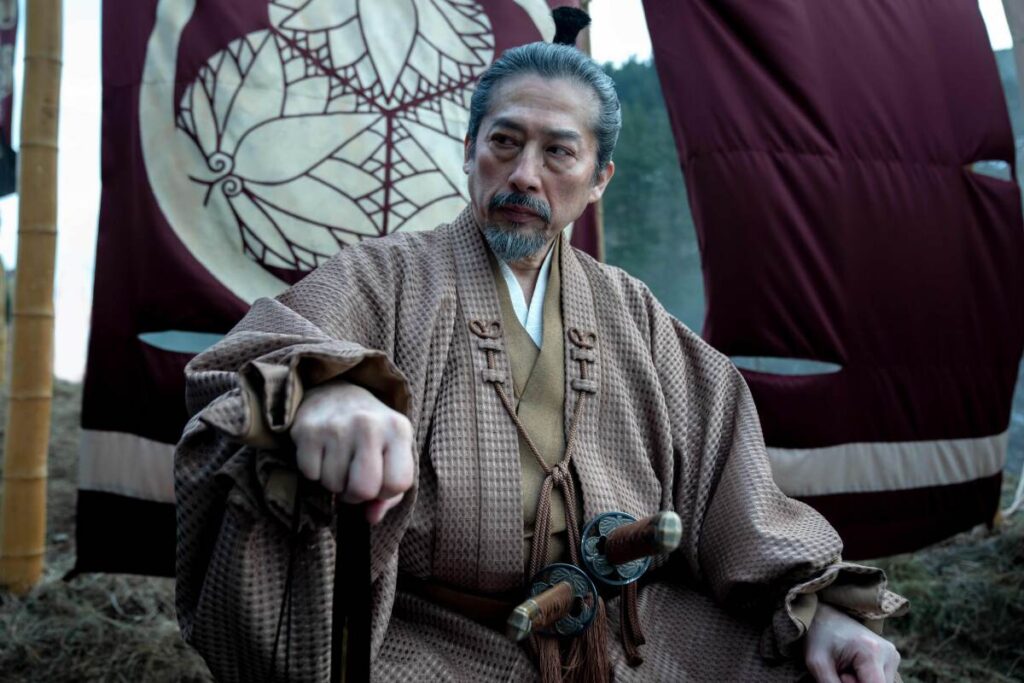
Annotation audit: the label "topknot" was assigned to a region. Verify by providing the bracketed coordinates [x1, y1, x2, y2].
[552, 6, 591, 47]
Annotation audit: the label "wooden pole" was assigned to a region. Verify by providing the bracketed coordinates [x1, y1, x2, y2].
[0, 0, 62, 594]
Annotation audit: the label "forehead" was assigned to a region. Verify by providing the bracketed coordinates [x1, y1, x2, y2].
[482, 74, 598, 140]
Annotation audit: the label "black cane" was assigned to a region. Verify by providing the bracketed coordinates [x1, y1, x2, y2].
[331, 502, 371, 682]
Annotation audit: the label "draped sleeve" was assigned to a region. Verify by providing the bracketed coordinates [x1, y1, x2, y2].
[643, 288, 908, 661]
[175, 237, 420, 682]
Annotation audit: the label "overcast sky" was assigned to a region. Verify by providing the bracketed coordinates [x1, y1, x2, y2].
[0, 0, 1013, 380]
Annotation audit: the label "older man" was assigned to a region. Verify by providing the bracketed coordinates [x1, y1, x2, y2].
[175, 21, 906, 683]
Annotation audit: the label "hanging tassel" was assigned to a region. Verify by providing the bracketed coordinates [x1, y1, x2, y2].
[533, 633, 564, 683]
[620, 583, 645, 667]
[568, 596, 610, 683]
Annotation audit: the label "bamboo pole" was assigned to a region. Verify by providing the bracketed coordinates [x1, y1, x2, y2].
[579, 0, 606, 263]
[0, 0, 62, 594]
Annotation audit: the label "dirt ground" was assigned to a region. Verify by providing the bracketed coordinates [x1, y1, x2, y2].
[0, 380, 1021, 682]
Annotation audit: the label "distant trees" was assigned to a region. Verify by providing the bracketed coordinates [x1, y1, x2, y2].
[601, 58, 705, 332]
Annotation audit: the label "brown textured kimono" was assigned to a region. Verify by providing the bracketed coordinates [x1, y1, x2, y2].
[175, 208, 907, 682]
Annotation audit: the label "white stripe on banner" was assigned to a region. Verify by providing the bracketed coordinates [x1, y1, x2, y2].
[81, 428, 1007, 503]
[768, 431, 1008, 497]
[79, 430, 176, 503]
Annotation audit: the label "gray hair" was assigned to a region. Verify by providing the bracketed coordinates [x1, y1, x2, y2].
[466, 42, 621, 176]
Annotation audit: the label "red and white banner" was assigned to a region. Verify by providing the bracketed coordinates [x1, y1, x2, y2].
[80, 0, 594, 575]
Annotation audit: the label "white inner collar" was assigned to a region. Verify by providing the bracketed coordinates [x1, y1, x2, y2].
[497, 245, 555, 347]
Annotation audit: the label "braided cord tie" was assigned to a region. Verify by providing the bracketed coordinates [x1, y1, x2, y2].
[471, 321, 612, 682]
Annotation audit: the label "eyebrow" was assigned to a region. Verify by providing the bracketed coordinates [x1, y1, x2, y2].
[489, 117, 583, 143]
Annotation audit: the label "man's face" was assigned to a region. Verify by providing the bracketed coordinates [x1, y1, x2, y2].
[463, 74, 614, 261]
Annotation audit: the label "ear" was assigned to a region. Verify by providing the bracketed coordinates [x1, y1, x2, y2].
[588, 161, 615, 203]
[463, 135, 472, 174]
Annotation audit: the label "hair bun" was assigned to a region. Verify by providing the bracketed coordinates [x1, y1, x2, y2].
[552, 6, 591, 46]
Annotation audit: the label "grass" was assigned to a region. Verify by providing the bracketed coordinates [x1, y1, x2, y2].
[0, 380, 1021, 681]
[874, 493, 1024, 682]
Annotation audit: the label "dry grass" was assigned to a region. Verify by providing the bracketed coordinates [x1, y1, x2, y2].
[0, 574, 211, 682]
[873, 486, 1024, 682]
[0, 380, 1022, 681]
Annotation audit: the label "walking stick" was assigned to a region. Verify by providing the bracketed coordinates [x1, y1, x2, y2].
[331, 503, 371, 682]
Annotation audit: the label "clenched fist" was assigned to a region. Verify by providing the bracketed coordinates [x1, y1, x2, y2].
[290, 379, 414, 524]
[805, 604, 901, 683]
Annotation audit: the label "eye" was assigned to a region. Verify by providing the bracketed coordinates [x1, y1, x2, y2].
[491, 133, 518, 147]
[547, 145, 574, 158]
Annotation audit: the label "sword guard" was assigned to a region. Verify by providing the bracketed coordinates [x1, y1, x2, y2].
[506, 563, 598, 641]
[580, 511, 682, 586]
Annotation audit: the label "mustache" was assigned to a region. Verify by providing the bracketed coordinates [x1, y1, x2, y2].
[488, 192, 552, 223]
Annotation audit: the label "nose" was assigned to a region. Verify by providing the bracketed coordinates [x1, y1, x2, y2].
[507, 146, 543, 194]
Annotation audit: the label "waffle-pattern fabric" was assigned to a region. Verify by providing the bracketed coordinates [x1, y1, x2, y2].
[175, 207, 908, 682]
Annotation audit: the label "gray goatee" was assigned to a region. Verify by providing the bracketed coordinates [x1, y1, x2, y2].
[482, 225, 549, 263]
[483, 191, 552, 263]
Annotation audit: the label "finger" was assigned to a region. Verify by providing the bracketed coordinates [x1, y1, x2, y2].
[365, 493, 404, 525]
[852, 654, 886, 683]
[320, 433, 353, 493]
[343, 420, 384, 504]
[295, 434, 324, 482]
[380, 419, 415, 499]
[805, 653, 841, 683]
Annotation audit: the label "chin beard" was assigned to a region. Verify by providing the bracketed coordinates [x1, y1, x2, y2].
[482, 224, 549, 263]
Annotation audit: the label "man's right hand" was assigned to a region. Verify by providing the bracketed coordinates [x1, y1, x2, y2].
[290, 379, 415, 524]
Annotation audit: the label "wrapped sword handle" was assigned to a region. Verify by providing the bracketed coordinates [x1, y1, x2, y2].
[605, 511, 682, 565]
[506, 563, 599, 641]
[581, 511, 682, 586]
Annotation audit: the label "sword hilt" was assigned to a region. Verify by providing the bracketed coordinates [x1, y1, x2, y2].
[604, 511, 682, 565]
[505, 563, 599, 642]
[506, 580, 574, 642]
[581, 510, 683, 586]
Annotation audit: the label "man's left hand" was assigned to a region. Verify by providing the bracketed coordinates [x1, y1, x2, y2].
[805, 603, 901, 683]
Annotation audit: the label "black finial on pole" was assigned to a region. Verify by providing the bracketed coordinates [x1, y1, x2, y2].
[552, 6, 591, 46]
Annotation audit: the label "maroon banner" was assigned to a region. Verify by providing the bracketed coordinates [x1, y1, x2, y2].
[644, 0, 1024, 557]
[80, 0, 592, 576]
[0, 0, 16, 197]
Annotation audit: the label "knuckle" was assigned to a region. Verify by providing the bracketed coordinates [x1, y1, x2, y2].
[347, 478, 377, 501]
[390, 413, 413, 438]
[291, 416, 317, 441]
[395, 464, 415, 491]
[350, 410, 373, 428]
[382, 468, 413, 497]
